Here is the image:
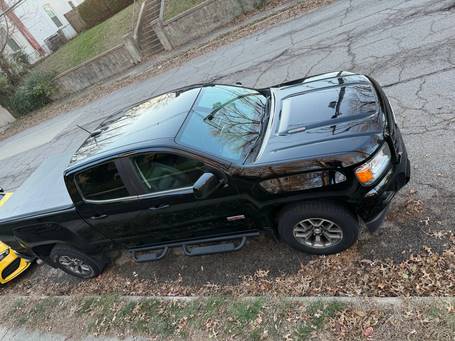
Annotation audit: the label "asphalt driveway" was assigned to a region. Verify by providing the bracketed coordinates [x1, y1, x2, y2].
[0, 0, 454, 296]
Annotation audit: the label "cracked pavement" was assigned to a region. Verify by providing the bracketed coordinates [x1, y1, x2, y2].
[0, 0, 454, 289]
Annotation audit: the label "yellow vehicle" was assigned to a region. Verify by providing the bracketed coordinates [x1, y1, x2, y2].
[0, 189, 12, 208]
[0, 241, 31, 284]
[0, 190, 31, 284]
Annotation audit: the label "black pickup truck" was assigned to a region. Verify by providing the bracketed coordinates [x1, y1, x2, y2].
[0, 72, 410, 279]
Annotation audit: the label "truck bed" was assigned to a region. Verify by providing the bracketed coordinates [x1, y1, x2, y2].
[0, 153, 74, 224]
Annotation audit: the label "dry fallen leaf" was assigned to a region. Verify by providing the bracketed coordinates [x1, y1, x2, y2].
[363, 326, 374, 338]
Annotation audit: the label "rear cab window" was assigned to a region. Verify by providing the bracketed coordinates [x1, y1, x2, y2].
[75, 162, 129, 201]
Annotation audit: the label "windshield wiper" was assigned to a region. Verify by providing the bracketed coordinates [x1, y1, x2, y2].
[204, 94, 259, 121]
[244, 98, 270, 161]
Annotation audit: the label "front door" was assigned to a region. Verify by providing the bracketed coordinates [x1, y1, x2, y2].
[75, 153, 259, 248]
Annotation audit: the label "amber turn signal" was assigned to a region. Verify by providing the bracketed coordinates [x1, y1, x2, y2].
[355, 144, 391, 186]
[355, 167, 375, 184]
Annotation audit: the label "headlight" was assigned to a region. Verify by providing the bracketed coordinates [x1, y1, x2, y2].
[355, 143, 391, 186]
[0, 248, 9, 261]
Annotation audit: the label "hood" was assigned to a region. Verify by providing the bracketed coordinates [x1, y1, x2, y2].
[252, 72, 385, 171]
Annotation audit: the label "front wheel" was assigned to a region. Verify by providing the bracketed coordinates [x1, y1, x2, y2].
[278, 201, 359, 255]
[50, 245, 107, 279]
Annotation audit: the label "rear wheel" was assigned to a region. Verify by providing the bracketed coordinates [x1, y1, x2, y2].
[50, 245, 107, 279]
[278, 201, 359, 255]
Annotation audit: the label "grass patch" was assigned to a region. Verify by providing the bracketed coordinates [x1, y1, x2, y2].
[6, 298, 27, 326]
[3, 297, 454, 340]
[198, 296, 226, 322]
[163, 0, 206, 21]
[33, 3, 139, 75]
[75, 296, 98, 315]
[295, 301, 346, 340]
[132, 299, 172, 336]
[15, 297, 64, 326]
[425, 302, 455, 333]
[228, 298, 264, 329]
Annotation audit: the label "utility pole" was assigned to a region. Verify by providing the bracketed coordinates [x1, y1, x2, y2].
[0, 0, 45, 56]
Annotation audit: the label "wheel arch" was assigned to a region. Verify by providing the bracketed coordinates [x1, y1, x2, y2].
[269, 198, 359, 239]
[32, 241, 106, 265]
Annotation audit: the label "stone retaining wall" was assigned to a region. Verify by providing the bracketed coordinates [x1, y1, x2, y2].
[53, 0, 268, 97]
[53, 35, 141, 98]
[154, 0, 269, 49]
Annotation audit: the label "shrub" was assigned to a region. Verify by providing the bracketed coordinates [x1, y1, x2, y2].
[77, 0, 133, 28]
[12, 50, 30, 67]
[10, 71, 57, 116]
[0, 74, 15, 111]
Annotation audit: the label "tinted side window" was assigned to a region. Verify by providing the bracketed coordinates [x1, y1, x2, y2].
[132, 153, 204, 193]
[75, 162, 129, 201]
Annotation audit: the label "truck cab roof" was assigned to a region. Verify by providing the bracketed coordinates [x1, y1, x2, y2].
[67, 86, 203, 172]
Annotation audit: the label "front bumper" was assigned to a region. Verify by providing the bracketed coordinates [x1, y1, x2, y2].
[0, 247, 32, 284]
[359, 129, 411, 231]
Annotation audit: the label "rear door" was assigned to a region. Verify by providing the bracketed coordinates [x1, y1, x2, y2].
[74, 152, 259, 248]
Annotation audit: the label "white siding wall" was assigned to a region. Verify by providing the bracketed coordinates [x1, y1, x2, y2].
[1, 0, 87, 63]
[13, 0, 84, 55]
[7, 28, 41, 63]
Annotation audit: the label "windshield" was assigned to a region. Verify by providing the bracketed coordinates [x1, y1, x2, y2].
[177, 85, 268, 162]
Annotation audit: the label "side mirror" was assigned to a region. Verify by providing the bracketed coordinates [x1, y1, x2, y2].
[193, 173, 222, 199]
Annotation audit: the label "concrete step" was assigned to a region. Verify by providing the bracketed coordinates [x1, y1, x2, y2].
[141, 43, 164, 51]
[142, 45, 164, 53]
[142, 26, 158, 35]
[141, 47, 164, 56]
[142, 35, 160, 44]
[141, 26, 155, 35]
[138, 0, 164, 55]
[141, 33, 160, 43]
[143, 11, 160, 20]
[144, 7, 160, 15]
[141, 33, 157, 42]
[141, 20, 154, 29]
[143, 4, 160, 15]
[141, 41, 163, 51]
[140, 35, 162, 45]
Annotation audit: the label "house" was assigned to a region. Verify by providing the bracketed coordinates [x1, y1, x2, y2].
[0, 0, 85, 63]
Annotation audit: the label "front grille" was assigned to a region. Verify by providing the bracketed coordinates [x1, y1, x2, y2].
[2, 258, 21, 279]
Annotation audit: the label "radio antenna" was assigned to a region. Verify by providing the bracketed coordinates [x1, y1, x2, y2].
[76, 125, 92, 135]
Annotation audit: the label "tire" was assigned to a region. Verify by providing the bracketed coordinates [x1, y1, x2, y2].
[278, 201, 359, 255]
[50, 245, 107, 279]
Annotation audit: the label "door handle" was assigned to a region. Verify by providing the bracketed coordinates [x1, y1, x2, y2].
[148, 203, 170, 211]
[90, 214, 108, 220]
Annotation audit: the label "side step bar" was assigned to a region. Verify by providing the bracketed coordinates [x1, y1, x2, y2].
[129, 232, 259, 263]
